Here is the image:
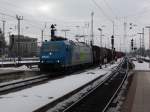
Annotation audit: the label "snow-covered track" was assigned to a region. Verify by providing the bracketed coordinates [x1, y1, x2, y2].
[0, 74, 49, 94]
[102, 66, 128, 112]
[59, 59, 128, 112]
[34, 59, 126, 112]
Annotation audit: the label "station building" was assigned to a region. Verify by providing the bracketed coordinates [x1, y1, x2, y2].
[0, 28, 6, 57]
[9, 35, 38, 57]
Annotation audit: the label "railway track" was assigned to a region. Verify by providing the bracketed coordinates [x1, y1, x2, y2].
[0, 65, 101, 95]
[58, 59, 129, 112]
[0, 59, 128, 112]
[0, 74, 49, 94]
[0, 66, 99, 95]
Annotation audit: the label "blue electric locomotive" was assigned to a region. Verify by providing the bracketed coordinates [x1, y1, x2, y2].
[39, 40, 93, 71]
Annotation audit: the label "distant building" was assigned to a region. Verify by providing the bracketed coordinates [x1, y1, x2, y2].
[0, 28, 6, 57]
[9, 35, 38, 57]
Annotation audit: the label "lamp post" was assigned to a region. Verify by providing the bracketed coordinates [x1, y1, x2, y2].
[98, 28, 102, 47]
[91, 12, 94, 45]
[98, 28, 102, 69]
[145, 26, 150, 68]
[16, 15, 23, 64]
[137, 33, 143, 58]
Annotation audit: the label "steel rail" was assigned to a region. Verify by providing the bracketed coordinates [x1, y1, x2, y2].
[62, 59, 125, 112]
[0, 74, 49, 93]
[102, 64, 128, 112]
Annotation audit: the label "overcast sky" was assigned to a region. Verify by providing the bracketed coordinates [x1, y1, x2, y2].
[0, 0, 150, 51]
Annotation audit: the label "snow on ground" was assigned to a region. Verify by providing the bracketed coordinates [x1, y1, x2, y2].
[0, 62, 120, 112]
[133, 61, 150, 71]
[144, 56, 150, 60]
[0, 60, 39, 65]
[0, 65, 32, 72]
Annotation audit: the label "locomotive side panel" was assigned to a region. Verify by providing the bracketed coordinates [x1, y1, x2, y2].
[71, 42, 93, 66]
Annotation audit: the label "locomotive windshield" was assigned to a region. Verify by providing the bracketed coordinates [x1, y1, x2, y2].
[42, 44, 61, 52]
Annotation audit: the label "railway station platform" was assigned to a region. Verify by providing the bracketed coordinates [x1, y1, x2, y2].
[131, 71, 150, 112]
[122, 61, 150, 112]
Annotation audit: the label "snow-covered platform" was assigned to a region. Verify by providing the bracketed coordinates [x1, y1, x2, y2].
[0, 61, 121, 112]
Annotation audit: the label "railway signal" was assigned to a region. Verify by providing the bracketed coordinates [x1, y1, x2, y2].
[111, 35, 114, 49]
[131, 39, 134, 50]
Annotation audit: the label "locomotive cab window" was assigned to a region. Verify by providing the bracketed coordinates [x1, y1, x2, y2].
[42, 44, 61, 52]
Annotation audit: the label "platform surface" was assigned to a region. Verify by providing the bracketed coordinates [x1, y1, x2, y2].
[131, 71, 150, 112]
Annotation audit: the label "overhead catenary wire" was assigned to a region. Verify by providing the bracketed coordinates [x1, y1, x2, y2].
[0, 10, 15, 19]
[0, 10, 44, 31]
[90, 0, 117, 38]
[91, 0, 113, 22]
[103, 0, 118, 18]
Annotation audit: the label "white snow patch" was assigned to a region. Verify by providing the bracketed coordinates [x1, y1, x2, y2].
[0, 63, 119, 112]
[0, 65, 31, 72]
[47, 70, 112, 112]
[0, 60, 39, 65]
[17, 65, 31, 71]
[133, 61, 150, 71]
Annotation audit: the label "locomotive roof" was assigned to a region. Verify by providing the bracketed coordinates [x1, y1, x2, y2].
[68, 40, 91, 47]
[43, 40, 91, 47]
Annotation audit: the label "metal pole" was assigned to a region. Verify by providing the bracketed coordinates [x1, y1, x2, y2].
[113, 21, 115, 37]
[2, 20, 6, 57]
[98, 28, 102, 69]
[140, 34, 141, 55]
[142, 28, 145, 56]
[2, 20, 5, 37]
[145, 26, 150, 68]
[41, 30, 44, 43]
[148, 28, 150, 68]
[18, 18, 20, 56]
[149, 28, 150, 68]
[65, 31, 66, 38]
[137, 33, 143, 59]
[61, 29, 70, 39]
[107, 36, 109, 49]
[100, 30, 102, 47]
[124, 22, 127, 53]
[16, 15, 23, 64]
[91, 12, 94, 45]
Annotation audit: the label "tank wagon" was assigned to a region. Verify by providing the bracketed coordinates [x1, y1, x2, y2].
[39, 40, 93, 71]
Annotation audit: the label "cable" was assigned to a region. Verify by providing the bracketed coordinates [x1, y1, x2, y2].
[91, 0, 113, 22]
[0, 10, 15, 19]
[103, 0, 117, 18]
[23, 19, 42, 30]
[0, 10, 43, 30]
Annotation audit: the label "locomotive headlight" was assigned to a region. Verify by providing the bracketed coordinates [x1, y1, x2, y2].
[57, 60, 60, 63]
[49, 52, 52, 55]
